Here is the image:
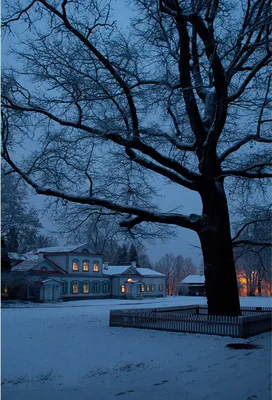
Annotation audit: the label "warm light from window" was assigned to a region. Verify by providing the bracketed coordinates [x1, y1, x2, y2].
[72, 261, 79, 271]
[121, 285, 126, 293]
[83, 261, 89, 271]
[141, 284, 145, 292]
[4, 287, 8, 293]
[146, 284, 150, 292]
[93, 262, 99, 272]
[72, 281, 79, 294]
[151, 284, 155, 291]
[127, 278, 133, 282]
[159, 284, 163, 291]
[83, 281, 89, 293]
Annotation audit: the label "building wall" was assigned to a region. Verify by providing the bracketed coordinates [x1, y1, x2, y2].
[60, 276, 111, 299]
[67, 254, 103, 275]
[112, 275, 166, 298]
[44, 254, 67, 271]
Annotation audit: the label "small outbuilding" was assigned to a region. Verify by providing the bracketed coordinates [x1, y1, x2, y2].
[179, 275, 205, 296]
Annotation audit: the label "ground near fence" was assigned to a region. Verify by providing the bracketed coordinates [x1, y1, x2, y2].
[2, 296, 272, 400]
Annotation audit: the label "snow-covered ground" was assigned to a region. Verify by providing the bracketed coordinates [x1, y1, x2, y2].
[2, 296, 272, 400]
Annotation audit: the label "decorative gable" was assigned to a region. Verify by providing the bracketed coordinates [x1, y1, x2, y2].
[122, 267, 141, 276]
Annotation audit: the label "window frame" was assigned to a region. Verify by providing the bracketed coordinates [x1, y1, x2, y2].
[146, 284, 150, 292]
[82, 260, 89, 272]
[120, 284, 126, 293]
[72, 259, 79, 272]
[140, 284, 145, 292]
[72, 281, 79, 294]
[93, 260, 99, 272]
[151, 284, 155, 292]
[92, 281, 100, 294]
[159, 284, 163, 291]
[62, 281, 68, 295]
[83, 280, 90, 294]
[102, 281, 109, 293]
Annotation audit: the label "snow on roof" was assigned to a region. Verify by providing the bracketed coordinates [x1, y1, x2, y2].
[30, 243, 95, 254]
[40, 279, 61, 285]
[11, 259, 44, 272]
[181, 275, 205, 284]
[103, 266, 133, 275]
[137, 268, 165, 277]
[103, 265, 165, 277]
[8, 252, 27, 260]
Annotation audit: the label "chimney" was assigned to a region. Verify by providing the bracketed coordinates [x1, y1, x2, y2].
[104, 262, 109, 270]
[131, 261, 137, 269]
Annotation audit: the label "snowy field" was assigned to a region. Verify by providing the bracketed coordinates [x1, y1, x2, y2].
[2, 296, 272, 400]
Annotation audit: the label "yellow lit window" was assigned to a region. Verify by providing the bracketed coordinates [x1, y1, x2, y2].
[93, 262, 99, 272]
[83, 281, 89, 293]
[159, 284, 163, 291]
[83, 261, 89, 271]
[141, 284, 145, 292]
[121, 285, 126, 293]
[72, 260, 79, 271]
[146, 284, 150, 292]
[151, 284, 155, 292]
[4, 287, 8, 293]
[72, 281, 79, 294]
[127, 278, 133, 282]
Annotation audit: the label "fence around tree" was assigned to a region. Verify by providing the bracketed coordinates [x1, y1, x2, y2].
[109, 305, 272, 338]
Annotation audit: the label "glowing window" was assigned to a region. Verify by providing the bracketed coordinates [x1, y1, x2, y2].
[151, 284, 155, 292]
[140, 284, 145, 292]
[72, 260, 79, 271]
[146, 284, 150, 292]
[72, 281, 79, 294]
[127, 278, 133, 282]
[83, 281, 89, 294]
[83, 261, 89, 272]
[159, 284, 163, 291]
[121, 285, 126, 293]
[93, 261, 99, 272]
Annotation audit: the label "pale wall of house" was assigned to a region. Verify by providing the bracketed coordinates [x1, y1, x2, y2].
[45, 254, 68, 271]
[31, 260, 57, 272]
[112, 276, 166, 297]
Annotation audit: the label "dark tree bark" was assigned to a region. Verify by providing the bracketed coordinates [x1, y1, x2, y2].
[198, 180, 240, 315]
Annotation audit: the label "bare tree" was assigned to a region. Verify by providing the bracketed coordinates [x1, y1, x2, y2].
[234, 207, 272, 295]
[155, 253, 197, 295]
[2, 0, 271, 315]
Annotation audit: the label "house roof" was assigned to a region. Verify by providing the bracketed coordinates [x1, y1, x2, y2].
[181, 275, 205, 284]
[103, 265, 165, 277]
[137, 268, 165, 277]
[28, 243, 99, 254]
[11, 259, 45, 271]
[11, 259, 66, 274]
[40, 279, 61, 286]
[32, 243, 88, 253]
[103, 266, 136, 275]
[8, 252, 27, 261]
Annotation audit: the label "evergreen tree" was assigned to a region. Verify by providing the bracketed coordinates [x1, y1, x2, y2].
[1, 237, 11, 271]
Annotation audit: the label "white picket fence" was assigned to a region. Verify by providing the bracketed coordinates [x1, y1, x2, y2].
[109, 305, 272, 338]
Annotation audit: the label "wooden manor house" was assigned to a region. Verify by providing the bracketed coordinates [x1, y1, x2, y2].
[8, 244, 166, 302]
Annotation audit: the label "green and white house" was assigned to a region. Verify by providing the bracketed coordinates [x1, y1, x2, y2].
[11, 244, 166, 301]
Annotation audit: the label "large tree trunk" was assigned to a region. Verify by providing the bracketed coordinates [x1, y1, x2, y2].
[198, 180, 241, 316]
